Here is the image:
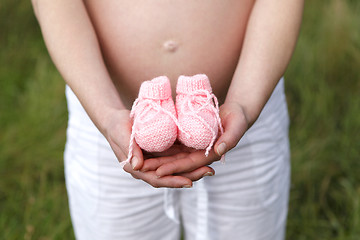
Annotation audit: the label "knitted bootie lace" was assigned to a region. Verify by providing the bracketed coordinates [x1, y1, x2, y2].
[176, 74, 224, 156]
[125, 76, 179, 164]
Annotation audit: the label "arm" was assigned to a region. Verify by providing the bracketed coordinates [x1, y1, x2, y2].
[216, 0, 304, 155]
[32, 0, 124, 133]
[32, 0, 210, 188]
[145, 0, 304, 177]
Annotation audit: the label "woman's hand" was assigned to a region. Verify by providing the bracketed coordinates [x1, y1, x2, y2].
[103, 109, 213, 188]
[125, 143, 216, 188]
[102, 109, 142, 168]
[140, 101, 249, 178]
[214, 101, 249, 156]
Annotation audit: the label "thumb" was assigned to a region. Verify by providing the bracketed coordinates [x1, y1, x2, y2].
[129, 142, 144, 171]
[214, 107, 248, 156]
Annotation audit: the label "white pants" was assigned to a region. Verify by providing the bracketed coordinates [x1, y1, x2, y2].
[64, 78, 290, 240]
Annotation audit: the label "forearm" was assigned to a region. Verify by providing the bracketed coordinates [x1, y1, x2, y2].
[32, 0, 126, 134]
[226, 0, 304, 125]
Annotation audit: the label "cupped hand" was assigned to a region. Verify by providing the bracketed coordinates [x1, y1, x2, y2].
[125, 142, 215, 188]
[102, 109, 212, 188]
[141, 141, 196, 159]
[140, 101, 249, 177]
[141, 148, 219, 178]
[213, 101, 249, 156]
[102, 109, 144, 168]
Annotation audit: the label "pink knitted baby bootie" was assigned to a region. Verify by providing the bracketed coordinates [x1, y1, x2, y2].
[126, 76, 178, 162]
[176, 74, 224, 156]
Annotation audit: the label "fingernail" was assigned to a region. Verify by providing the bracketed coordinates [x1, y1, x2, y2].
[217, 142, 227, 156]
[182, 185, 192, 188]
[203, 172, 214, 177]
[131, 157, 138, 170]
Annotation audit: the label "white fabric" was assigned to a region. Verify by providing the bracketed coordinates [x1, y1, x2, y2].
[64, 77, 290, 240]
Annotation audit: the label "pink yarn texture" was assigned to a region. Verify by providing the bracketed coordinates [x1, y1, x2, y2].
[125, 74, 223, 166]
[126, 76, 178, 163]
[176, 74, 224, 156]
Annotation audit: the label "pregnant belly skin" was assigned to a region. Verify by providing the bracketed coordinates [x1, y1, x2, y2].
[84, 0, 255, 107]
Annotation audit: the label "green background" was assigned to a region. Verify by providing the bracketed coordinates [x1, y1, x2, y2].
[1, 0, 359, 239]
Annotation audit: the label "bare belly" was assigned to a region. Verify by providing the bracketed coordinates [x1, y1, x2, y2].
[84, 0, 254, 108]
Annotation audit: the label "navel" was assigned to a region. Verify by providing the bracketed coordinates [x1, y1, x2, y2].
[163, 40, 179, 52]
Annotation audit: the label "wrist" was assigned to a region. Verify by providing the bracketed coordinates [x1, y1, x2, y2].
[223, 98, 258, 128]
[96, 106, 130, 138]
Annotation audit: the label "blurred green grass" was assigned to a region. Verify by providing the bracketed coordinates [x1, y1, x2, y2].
[286, 0, 360, 239]
[0, 1, 72, 239]
[0, 0, 359, 239]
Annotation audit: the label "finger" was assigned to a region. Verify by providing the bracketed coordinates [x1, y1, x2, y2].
[176, 166, 215, 181]
[112, 135, 142, 168]
[143, 144, 196, 161]
[142, 151, 154, 160]
[141, 153, 189, 172]
[124, 164, 192, 188]
[147, 144, 195, 158]
[155, 150, 220, 177]
[214, 108, 248, 156]
[108, 126, 133, 164]
[130, 142, 144, 171]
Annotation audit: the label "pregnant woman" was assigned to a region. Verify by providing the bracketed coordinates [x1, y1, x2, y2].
[32, 0, 303, 239]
